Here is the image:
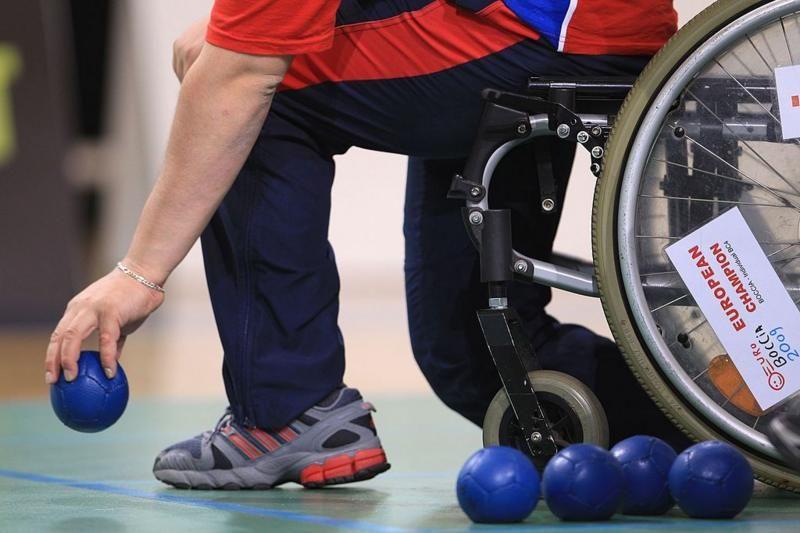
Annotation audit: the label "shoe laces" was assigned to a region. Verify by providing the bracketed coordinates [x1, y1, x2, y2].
[206, 407, 234, 442]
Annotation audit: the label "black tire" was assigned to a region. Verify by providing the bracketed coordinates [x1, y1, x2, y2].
[482, 370, 609, 468]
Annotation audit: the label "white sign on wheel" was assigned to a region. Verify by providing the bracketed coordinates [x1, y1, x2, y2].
[775, 65, 800, 140]
[665, 207, 800, 410]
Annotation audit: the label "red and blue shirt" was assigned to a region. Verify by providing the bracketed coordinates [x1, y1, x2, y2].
[503, 0, 676, 54]
[207, 0, 676, 58]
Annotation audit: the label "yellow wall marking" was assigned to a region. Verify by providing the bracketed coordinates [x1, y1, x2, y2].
[0, 44, 22, 167]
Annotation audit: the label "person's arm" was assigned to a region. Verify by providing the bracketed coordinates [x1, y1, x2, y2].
[126, 45, 289, 284]
[45, 44, 291, 384]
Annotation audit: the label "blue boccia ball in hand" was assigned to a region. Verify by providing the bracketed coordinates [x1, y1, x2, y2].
[611, 435, 677, 515]
[50, 350, 129, 432]
[456, 446, 540, 523]
[668, 440, 753, 519]
[542, 443, 625, 521]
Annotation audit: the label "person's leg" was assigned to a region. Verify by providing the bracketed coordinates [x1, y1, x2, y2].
[200, 111, 345, 429]
[403, 140, 573, 426]
[404, 141, 693, 449]
[403, 156, 505, 425]
[491, 143, 690, 449]
[155, 107, 393, 489]
[403, 130, 610, 413]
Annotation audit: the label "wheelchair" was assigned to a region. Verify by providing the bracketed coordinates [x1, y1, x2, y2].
[453, 0, 800, 492]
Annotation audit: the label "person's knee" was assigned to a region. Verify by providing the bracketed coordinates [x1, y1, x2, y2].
[535, 324, 603, 389]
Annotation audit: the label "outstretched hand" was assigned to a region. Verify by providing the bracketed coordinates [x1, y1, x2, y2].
[45, 267, 164, 385]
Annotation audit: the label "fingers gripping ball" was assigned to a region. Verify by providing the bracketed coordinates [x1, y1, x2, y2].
[456, 446, 540, 523]
[542, 444, 625, 521]
[668, 440, 753, 519]
[610, 435, 677, 515]
[50, 351, 128, 432]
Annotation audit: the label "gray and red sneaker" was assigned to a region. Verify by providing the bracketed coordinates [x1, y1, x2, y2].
[152, 387, 390, 489]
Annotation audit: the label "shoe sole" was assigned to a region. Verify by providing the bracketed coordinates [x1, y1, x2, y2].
[299, 447, 390, 488]
[154, 447, 390, 490]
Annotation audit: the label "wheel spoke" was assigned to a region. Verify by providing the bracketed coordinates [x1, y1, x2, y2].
[654, 159, 787, 194]
[669, 319, 710, 349]
[768, 243, 798, 257]
[639, 193, 788, 209]
[549, 415, 570, 431]
[641, 270, 680, 277]
[678, 126, 800, 210]
[642, 245, 797, 281]
[638, 234, 799, 247]
[712, 61, 783, 129]
[650, 294, 689, 313]
[780, 16, 796, 66]
[688, 87, 800, 195]
[747, 33, 775, 70]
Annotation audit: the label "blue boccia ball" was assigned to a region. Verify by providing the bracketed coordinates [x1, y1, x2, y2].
[456, 446, 540, 523]
[50, 350, 128, 432]
[611, 435, 677, 515]
[542, 443, 625, 521]
[668, 440, 753, 519]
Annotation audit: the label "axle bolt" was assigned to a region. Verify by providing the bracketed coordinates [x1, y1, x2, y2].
[556, 124, 571, 139]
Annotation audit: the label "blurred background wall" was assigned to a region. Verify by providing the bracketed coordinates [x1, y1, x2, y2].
[1, 0, 714, 400]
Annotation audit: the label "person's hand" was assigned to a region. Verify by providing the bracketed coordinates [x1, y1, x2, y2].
[173, 17, 209, 82]
[45, 265, 165, 385]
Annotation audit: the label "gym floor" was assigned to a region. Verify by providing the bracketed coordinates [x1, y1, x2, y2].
[3, 236, 799, 532]
[3, 269, 800, 532]
[2, 396, 800, 532]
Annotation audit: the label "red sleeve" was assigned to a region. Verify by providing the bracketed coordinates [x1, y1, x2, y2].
[206, 0, 340, 56]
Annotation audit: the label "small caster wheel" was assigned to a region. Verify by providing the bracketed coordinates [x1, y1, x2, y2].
[482, 370, 609, 469]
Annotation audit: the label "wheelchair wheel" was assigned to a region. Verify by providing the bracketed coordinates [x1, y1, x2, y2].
[595, 0, 800, 491]
[482, 370, 609, 469]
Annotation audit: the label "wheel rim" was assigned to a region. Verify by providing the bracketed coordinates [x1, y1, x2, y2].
[617, 0, 800, 459]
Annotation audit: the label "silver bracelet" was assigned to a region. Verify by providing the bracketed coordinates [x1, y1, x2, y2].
[116, 262, 166, 293]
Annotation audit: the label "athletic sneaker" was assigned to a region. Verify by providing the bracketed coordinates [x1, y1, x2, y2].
[766, 406, 800, 472]
[152, 387, 390, 489]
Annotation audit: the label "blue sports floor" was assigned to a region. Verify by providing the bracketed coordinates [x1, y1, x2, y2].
[1, 396, 800, 532]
